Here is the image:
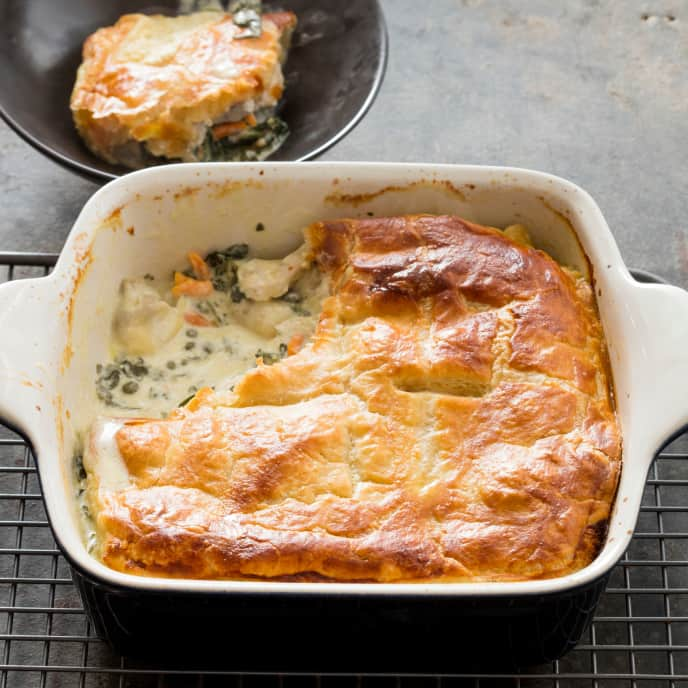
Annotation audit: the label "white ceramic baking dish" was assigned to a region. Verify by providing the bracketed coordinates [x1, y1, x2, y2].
[0, 162, 686, 666]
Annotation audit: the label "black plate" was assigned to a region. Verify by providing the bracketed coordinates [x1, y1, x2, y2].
[0, 0, 387, 181]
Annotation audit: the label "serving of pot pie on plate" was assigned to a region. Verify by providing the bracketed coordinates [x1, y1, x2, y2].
[83, 214, 621, 582]
[70, 9, 296, 168]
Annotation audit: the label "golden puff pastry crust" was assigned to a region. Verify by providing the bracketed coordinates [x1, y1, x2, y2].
[70, 11, 296, 165]
[85, 215, 621, 582]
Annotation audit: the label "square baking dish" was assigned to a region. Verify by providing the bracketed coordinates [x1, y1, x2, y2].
[0, 162, 686, 670]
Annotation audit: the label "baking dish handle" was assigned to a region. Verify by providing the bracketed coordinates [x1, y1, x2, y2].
[632, 282, 688, 452]
[0, 277, 49, 438]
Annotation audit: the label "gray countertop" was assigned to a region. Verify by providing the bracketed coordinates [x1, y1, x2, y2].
[1, 0, 686, 288]
[0, 3, 686, 683]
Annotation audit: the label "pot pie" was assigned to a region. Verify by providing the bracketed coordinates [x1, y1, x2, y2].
[83, 215, 621, 582]
[70, 9, 296, 168]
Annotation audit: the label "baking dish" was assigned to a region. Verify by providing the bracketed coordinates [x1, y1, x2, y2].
[0, 162, 686, 670]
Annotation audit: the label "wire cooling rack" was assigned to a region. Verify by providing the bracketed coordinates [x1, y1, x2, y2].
[0, 252, 686, 687]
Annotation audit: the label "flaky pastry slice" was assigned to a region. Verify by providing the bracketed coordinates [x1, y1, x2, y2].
[70, 10, 296, 167]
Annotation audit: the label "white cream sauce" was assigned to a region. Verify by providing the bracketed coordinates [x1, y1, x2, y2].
[84, 420, 131, 491]
[78, 419, 132, 553]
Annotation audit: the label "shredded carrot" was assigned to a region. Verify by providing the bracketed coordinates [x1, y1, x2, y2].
[211, 114, 258, 141]
[172, 272, 213, 298]
[184, 312, 213, 327]
[212, 120, 247, 141]
[287, 333, 305, 355]
[188, 251, 211, 281]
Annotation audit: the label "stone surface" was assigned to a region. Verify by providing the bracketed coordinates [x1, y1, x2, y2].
[1, 0, 686, 287]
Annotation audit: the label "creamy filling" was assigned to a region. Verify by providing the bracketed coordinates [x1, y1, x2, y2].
[96, 243, 326, 418]
[77, 418, 132, 554]
[84, 420, 131, 491]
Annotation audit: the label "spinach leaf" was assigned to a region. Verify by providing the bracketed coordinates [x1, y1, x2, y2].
[197, 117, 289, 163]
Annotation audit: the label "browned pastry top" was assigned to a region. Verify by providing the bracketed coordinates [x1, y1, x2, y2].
[86, 215, 621, 582]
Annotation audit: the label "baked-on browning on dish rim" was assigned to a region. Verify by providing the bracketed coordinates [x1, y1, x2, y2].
[84, 214, 621, 582]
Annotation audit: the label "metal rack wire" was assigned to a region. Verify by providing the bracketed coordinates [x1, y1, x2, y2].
[0, 253, 686, 687]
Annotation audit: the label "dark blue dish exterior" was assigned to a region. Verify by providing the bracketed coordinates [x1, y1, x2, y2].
[71, 563, 610, 671]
